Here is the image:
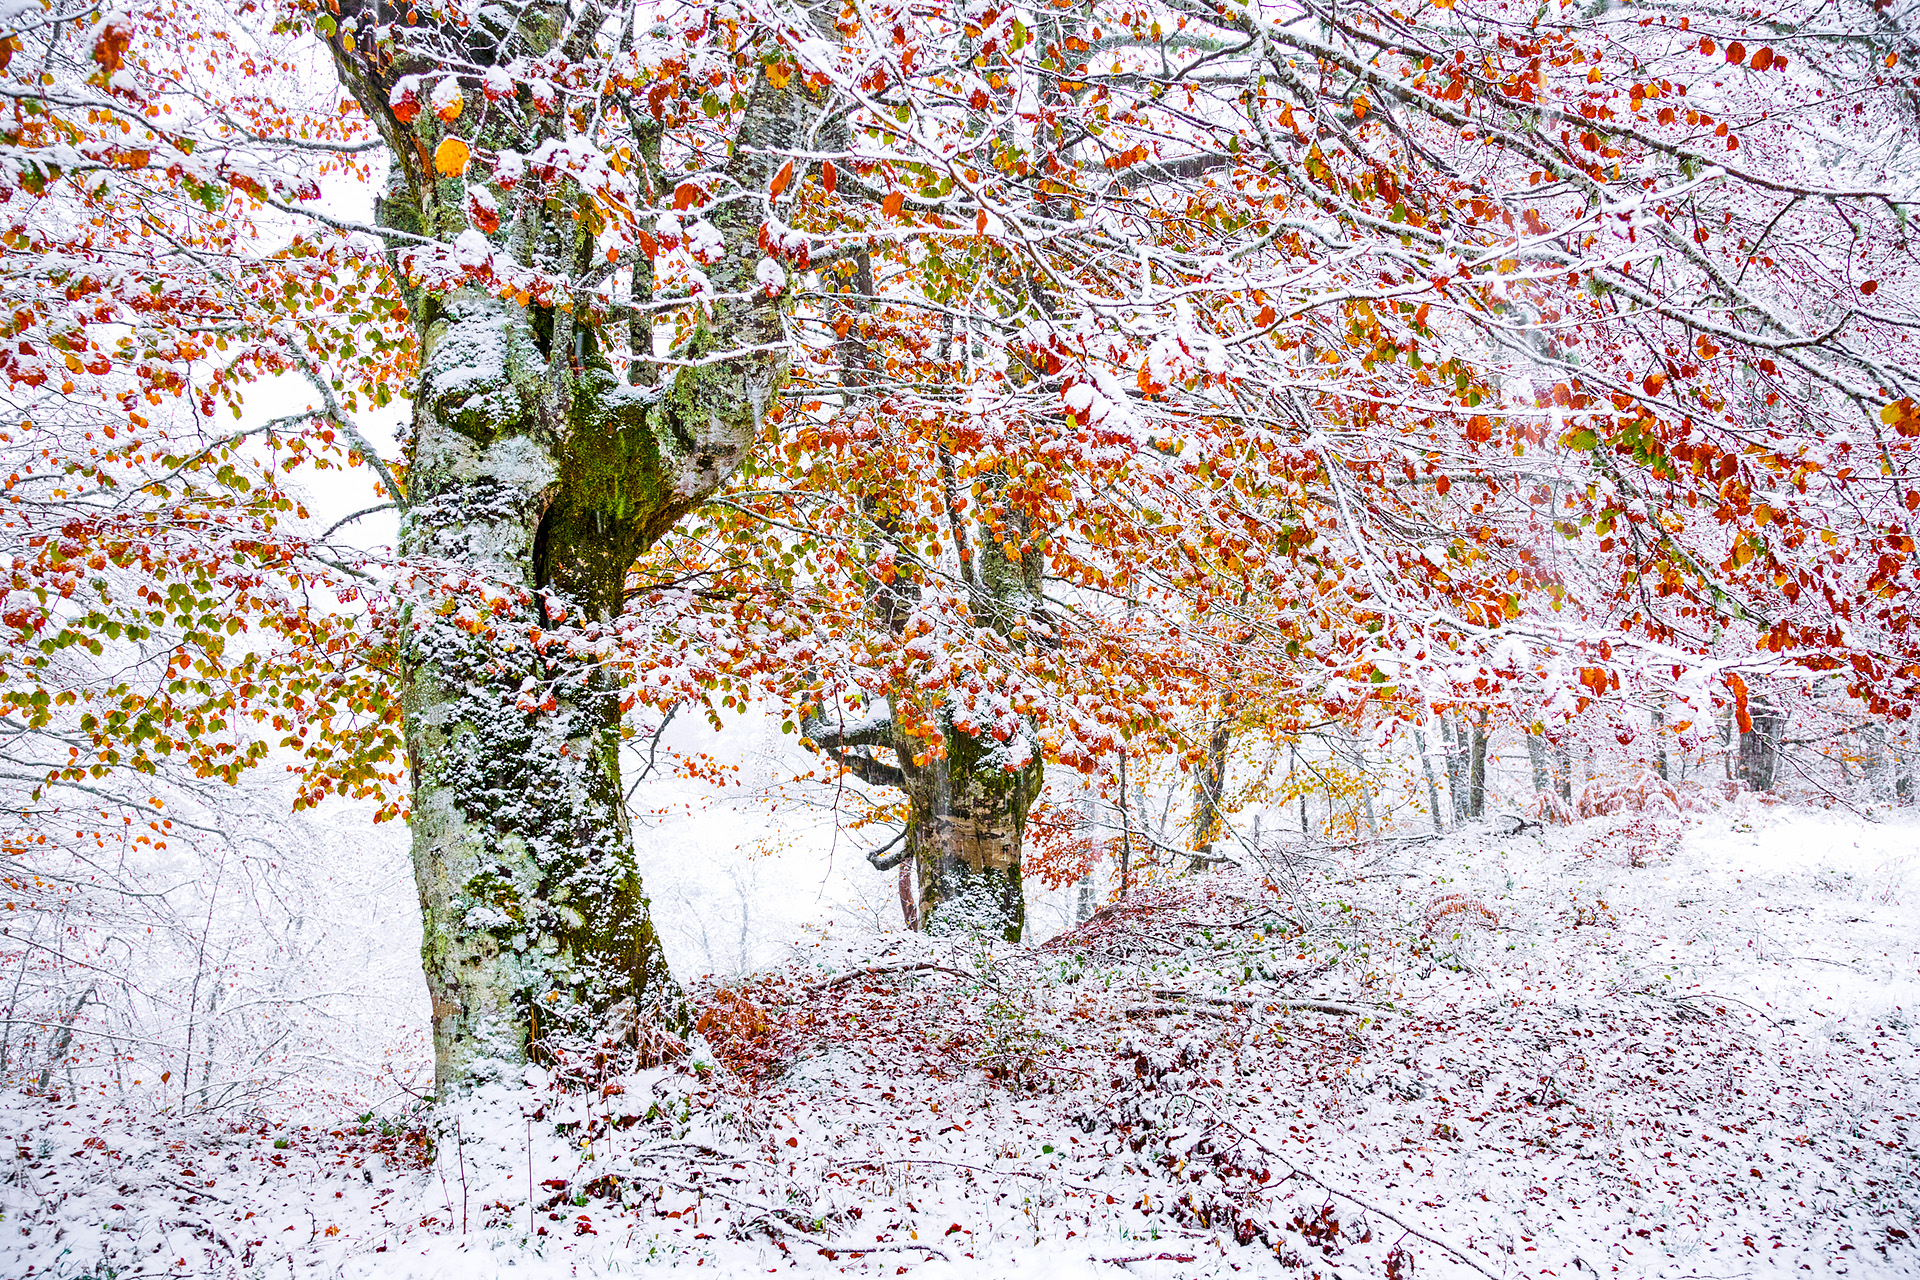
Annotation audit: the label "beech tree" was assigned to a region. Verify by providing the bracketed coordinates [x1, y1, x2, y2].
[620, 0, 1918, 941]
[8, 0, 1916, 1100]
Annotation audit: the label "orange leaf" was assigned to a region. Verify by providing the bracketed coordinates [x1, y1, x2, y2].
[92, 23, 131, 75]
[882, 191, 906, 218]
[1727, 672, 1753, 734]
[434, 137, 470, 177]
[770, 159, 794, 199]
[821, 161, 837, 195]
[1751, 47, 1773, 71]
[673, 183, 701, 211]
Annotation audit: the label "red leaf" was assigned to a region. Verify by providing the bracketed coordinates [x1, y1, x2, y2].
[821, 161, 836, 195]
[769, 159, 794, 199]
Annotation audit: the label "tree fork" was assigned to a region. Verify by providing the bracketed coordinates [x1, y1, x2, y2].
[322, 9, 823, 1093]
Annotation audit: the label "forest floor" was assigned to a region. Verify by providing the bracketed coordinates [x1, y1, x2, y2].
[5, 800, 1918, 1279]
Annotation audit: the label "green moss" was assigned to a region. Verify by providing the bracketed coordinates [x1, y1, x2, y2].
[536, 366, 671, 616]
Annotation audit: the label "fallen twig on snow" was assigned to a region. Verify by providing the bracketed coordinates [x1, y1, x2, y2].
[804, 961, 979, 993]
[1143, 988, 1381, 1018]
[1201, 1103, 1505, 1280]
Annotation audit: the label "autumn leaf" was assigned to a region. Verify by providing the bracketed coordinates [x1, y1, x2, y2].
[434, 137, 470, 177]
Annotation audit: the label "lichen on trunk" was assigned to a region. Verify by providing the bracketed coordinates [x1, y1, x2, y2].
[896, 710, 1042, 942]
[322, 6, 820, 1094]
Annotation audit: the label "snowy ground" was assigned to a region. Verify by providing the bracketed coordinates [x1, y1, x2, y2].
[6, 799, 1917, 1279]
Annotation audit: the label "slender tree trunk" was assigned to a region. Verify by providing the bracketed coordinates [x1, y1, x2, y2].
[1721, 705, 1736, 779]
[1188, 699, 1233, 854]
[1526, 731, 1550, 795]
[1413, 723, 1448, 832]
[897, 863, 919, 931]
[1896, 726, 1914, 806]
[1861, 722, 1890, 803]
[1554, 739, 1573, 803]
[35, 983, 93, 1094]
[1468, 712, 1489, 819]
[326, 26, 819, 1093]
[1442, 717, 1470, 821]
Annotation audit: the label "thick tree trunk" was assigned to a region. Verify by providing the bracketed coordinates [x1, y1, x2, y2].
[895, 714, 1041, 942]
[326, 21, 816, 1093]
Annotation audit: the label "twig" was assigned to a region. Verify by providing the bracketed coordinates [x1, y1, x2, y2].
[669, 1178, 950, 1260]
[1144, 988, 1380, 1018]
[1204, 1103, 1504, 1280]
[1124, 1004, 1237, 1022]
[804, 961, 978, 993]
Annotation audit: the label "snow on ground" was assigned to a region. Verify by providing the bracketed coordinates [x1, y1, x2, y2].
[5, 800, 1916, 1279]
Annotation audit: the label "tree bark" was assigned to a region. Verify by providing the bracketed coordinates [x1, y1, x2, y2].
[895, 714, 1041, 941]
[1525, 731, 1550, 795]
[1413, 723, 1448, 832]
[1738, 696, 1783, 793]
[1188, 700, 1233, 854]
[1467, 712, 1489, 819]
[1442, 717, 1470, 822]
[324, 15, 819, 1093]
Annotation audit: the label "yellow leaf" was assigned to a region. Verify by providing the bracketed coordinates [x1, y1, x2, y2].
[434, 137, 470, 177]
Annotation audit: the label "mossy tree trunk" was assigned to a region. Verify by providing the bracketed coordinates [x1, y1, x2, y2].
[805, 247, 1045, 942]
[323, 7, 820, 1093]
